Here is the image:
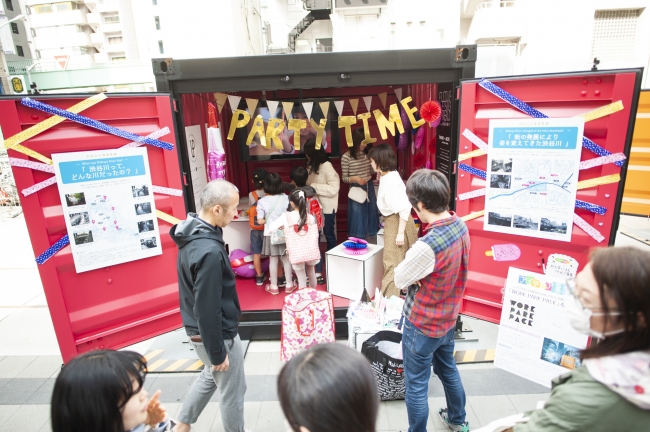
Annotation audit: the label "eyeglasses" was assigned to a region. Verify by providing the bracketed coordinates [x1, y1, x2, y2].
[566, 278, 619, 313]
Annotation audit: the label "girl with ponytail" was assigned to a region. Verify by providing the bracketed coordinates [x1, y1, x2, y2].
[267, 189, 321, 290]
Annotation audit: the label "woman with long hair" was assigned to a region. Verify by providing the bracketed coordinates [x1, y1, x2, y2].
[342, 128, 379, 242]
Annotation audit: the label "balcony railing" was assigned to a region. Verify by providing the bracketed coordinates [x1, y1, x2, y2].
[7, 59, 149, 75]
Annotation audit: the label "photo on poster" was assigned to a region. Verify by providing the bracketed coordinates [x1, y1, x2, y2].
[140, 237, 157, 249]
[491, 158, 512, 173]
[487, 212, 512, 227]
[73, 230, 94, 245]
[69, 212, 90, 227]
[65, 192, 86, 207]
[540, 217, 568, 234]
[135, 202, 152, 215]
[137, 219, 155, 233]
[132, 185, 149, 197]
[490, 174, 511, 189]
[540, 337, 582, 370]
[513, 215, 539, 231]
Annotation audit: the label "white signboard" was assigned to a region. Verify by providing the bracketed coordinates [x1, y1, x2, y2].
[185, 125, 207, 209]
[494, 267, 589, 388]
[52, 148, 162, 273]
[484, 118, 584, 242]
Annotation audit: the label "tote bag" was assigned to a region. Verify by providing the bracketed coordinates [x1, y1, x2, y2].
[361, 331, 406, 401]
[281, 288, 336, 362]
[283, 213, 320, 265]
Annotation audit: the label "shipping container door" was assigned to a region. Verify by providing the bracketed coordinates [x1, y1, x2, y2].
[456, 70, 641, 323]
[0, 94, 186, 362]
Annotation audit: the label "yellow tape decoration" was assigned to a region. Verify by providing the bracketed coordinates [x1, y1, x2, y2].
[576, 173, 620, 190]
[156, 210, 181, 225]
[576, 101, 624, 123]
[461, 210, 485, 222]
[458, 148, 487, 162]
[4, 93, 108, 164]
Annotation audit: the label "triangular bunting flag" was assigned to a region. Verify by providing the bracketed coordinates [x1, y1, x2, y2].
[246, 98, 259, 114]
[303, 102, 314, 119]
[350, 99, 359, 116]
[282, 101, 294, 118]
[378, 92, 387, 109]
[228, 95, 241, 111]
[394, 88, 403, 101]
[214, 93, 228, 113]
[267, 100, 279, 115]
[334, 100, 344, 116]
[319, 101, 330, 118]
[363, 96, 372, 112]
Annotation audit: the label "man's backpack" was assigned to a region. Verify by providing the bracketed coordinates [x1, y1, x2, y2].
[307, 196, 324, 230]
[249, 191, 264, 230]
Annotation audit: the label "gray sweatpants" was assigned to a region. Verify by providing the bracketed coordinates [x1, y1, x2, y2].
[178, 334, 247, 431]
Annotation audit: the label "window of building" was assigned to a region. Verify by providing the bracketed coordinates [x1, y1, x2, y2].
[5, 0, 14, 12]
[111, 56, 126, 62]
[158, 40, 164, 54]
[11, 22, 18, 34]
[31, 28, 36, 37]
[16, 45, 24, 57]
[152, 0, 157, 5]
[108, 36, 123, 44]
[592, 9, 641, 64]
[32, 4, 53, 14]
[104, 14, 120, 24]
[54, 2, 78, 12]
[155, 16, 160, 30]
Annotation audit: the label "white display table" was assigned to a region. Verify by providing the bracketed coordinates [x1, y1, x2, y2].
[222, 218, 251, 253]
[326, 243, 384, 301]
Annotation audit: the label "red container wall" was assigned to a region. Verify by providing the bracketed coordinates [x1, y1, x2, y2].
[456, 72, 639, 323]
[0, 95, 185, 362]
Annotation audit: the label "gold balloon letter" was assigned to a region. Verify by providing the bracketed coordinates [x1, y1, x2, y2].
[265, 118, 285, 149]
[357, 112, 377, 146]
[374, 104, 405, 140]
[310, 118, 327, 150]
[400, 96, 425, 129]
[288, 118, 307, 150]
[246, 115, 267, 147]
[227, 109, 251, 140]
[338, 116, 357, 147]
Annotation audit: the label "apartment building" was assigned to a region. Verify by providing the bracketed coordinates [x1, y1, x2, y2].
[1, 0, 32, 61]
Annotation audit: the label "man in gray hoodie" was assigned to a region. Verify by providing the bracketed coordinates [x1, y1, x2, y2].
[170, 180, 251, 432]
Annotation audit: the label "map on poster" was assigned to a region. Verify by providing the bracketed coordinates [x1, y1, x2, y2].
[484, 118, 584, 242]
[52, 148, 162, 273]
[494, 267, 589, 388]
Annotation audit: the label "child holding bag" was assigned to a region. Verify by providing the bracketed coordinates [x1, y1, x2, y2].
[257, 172, 294, 295]
[267, 189, 321, 290]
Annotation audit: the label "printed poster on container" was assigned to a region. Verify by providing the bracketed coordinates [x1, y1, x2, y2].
[494, 267, 589, 388]
[484, 118, 584, 242]
[52, 148, 162, 273]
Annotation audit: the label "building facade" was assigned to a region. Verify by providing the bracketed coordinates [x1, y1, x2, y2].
[1, 0, 32, 93]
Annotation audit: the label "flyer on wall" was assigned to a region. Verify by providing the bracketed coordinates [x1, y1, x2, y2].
[52, 147, 162, 273]
[494, 267, 589, 388]
[484, 118, 584, 242]
[185, 125, 208, 209]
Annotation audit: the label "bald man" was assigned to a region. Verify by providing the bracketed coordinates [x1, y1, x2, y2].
[170, 180, 251, 432]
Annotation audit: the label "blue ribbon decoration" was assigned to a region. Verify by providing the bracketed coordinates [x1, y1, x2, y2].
[458, 163, 487, 179]
[21, 98, 174, 151]
[35, 235, 69, 265]
[575, 199, 607, 215]
[478, 79, 624, 167]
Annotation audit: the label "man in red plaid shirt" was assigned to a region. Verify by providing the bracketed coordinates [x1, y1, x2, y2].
[394, 169, 471, 432]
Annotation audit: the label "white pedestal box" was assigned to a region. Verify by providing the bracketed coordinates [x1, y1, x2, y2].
[326, 243, 384, 301]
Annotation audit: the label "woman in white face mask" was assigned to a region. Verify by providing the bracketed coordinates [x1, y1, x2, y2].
[484, 246, 650, 432]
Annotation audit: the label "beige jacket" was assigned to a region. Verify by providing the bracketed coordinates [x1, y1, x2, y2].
[307, 161, 340, 213]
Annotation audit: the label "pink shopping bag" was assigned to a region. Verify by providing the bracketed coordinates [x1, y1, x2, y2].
[281, 288, 336, 362]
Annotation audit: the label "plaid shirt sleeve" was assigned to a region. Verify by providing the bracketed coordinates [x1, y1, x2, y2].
[394, 240, 436, 289]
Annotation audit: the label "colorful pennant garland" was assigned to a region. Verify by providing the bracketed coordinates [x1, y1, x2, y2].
[334, 100, 344, 116]
[267, 100, 279, 115]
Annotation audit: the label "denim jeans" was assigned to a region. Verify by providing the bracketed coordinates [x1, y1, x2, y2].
[403, 319, 466, 432]
[347, 183, 379, 239]
[316, 210, 336, 274]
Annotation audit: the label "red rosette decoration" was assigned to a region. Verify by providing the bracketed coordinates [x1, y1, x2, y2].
[420, 100, 442, 127]
[413, 153, 426, 168]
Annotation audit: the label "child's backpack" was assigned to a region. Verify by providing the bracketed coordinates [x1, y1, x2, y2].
[307, 195, 324, 230]
[249, 191, 264, 230]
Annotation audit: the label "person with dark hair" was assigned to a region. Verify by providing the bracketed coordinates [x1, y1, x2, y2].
[51, 350, 174, 432]
[394, 169, 470, 432]
[367, 143, 418, 297]
[342, 128, 379, 242]
[278, 343, 379, 432]
[170, 180, 251, 432]
[267, 189, 320, 289]
[257, 172, 294, 295]
[249, 168, 268, 285]
[494, 246, 650, 431]
[304, 139, 340, 279]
